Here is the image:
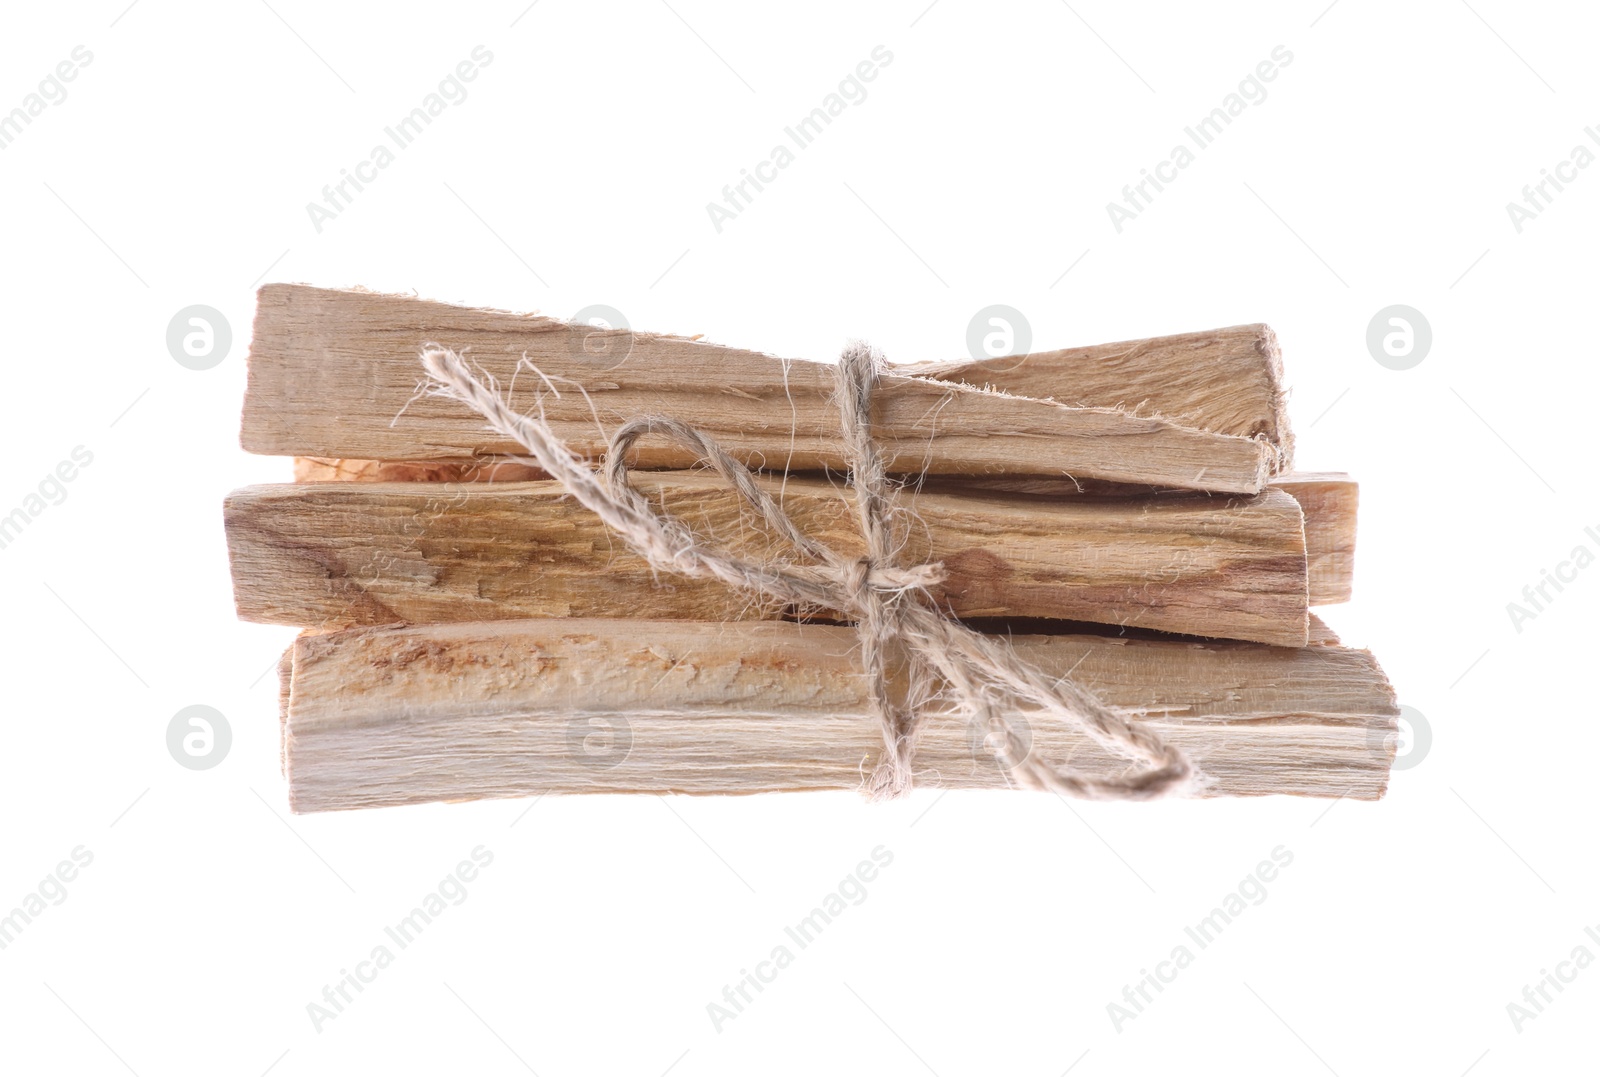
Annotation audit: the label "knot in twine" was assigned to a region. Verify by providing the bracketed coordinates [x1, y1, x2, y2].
[420, 343, 1198, 802]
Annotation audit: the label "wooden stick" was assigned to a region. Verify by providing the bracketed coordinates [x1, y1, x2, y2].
[226, 476, 1311, 645]
[926, 472, 1357, 608]
[905, 323, 1292, 471]
[283, 324, 1292, 479]
[1270, 473, 1357, 604]
[284, 456, 1356, 609]
[243, 285, 1276, 493]
[281, 618, 1397, 812]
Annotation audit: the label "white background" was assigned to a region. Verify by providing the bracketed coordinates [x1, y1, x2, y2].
[2, 1, 1596, 1073]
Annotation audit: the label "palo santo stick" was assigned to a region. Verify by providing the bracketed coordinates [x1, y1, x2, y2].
[282, 458, 1354, 608]
[226, 476, 1311, 646]
[927, 472, 1356, 608]
[281, 618, 1397, 812]
[1270, 473, 1356, 604]
[243, 285, 1274, 493]
[905, 324, 1292, 471]
[292, 323, 1293, 488]
[287, 454, 1353, 608]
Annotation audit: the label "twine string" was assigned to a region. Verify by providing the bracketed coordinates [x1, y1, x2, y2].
[419, 342, 1197, 801]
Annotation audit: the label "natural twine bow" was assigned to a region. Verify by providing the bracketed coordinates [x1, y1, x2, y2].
[419, 343, 1197, 801]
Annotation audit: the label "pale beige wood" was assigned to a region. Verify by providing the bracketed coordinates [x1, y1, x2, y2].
[905, 323, 1292, 471]
[269, 462, 1354, 610]
[922, 472, 1356, 607]
[281, 618, 1397, 812]
[244, 285, 1275, 493]
[226, 476, 1311, 645]
[1270, 473, 1357, 604]
[288, 322, 1290, 483]
[276, 643, 294, 776]
[283, 458, 1353, 607]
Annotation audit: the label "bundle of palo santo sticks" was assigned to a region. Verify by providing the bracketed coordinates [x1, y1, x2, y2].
[228, 285, 1396, 813]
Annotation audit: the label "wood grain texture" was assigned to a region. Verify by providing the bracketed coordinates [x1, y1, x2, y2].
[906, 323, 1292, 471]
[292, 457, 547, 483]
[226, 475, 1311, 645]
[243, 285, 1274, 492]
[281, 618, 1397, 812]
[1270, 473, 1357, 604]
[924, 472, 1355, 607]
[284, 457, 1354, 608]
